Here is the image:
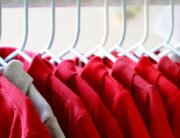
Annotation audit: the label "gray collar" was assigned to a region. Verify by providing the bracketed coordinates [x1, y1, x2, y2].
[3, 60, 33, 94]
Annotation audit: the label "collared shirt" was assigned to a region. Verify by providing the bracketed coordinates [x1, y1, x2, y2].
[26, 55, 100, 138]
[81, 56, 150, 138]
[0, 74, 51, 138]
[3, 60, 65, 138]
[158, 56, 180, 88]
[135, 56, 180, 138]
[54, 59, 124, 138]
[0, 47, 100, 138]
[112, 57, 174, 138]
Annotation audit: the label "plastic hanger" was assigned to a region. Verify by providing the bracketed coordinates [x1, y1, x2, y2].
[151, 0, 180, 57]
[0, 0, 8, 68]
[40, 0, 61, 64]
[127, 0, 159, 62]
[3, 0, 32, 63]
[158, 44, 180, 57]
[108, 0, 139, 63]
[83, 0, 114, 59]
[54, 0, 88, 64]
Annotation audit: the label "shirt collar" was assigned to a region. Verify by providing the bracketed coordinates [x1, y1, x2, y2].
[54, 60, 77, 84]
[135, 56, 161, 85]
[112, 57, 137, 91]
[27, 54, 54, 98]
[3, 60, 33, 94]
[158, 56, 180, 83]
[112, 56, 152, 93]
[0, 47, 35, 71]
[81, 56, 108, 92]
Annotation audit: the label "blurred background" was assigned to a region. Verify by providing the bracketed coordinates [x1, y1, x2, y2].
[0, 3, 179, 57]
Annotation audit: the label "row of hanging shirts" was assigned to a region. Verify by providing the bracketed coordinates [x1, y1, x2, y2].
[0, 0, 179, 138]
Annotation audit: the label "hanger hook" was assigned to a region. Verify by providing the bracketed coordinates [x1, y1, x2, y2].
[117, 0, 126, 47]
[83, 0, 109, 58]
[125, 0, 159, 61]
[0, 0, 8, 68]
[41, 0, 62, 63]
[109, 0, 127, 53]
[56, 0, 81, 57]
[151, 0, 180, 56]
[54, 0, 88, 64]
[166, 0, 174, 44]
[42, 0, 56, 52]
[128, 0, 149, 52]
[107, 0, 138, 63]
[71, 0, 80, 49]
[4, 0, 31, 62]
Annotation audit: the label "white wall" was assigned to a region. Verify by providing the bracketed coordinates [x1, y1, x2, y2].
[0, 6, 164, 57]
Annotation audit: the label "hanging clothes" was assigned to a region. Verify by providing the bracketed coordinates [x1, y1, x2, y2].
[80, 56, 150, 138]
[158, 56, 180, 88]
[3, 60, 65, 138]
[0, 74, 52, 138]
[25, 55, 101, 138]
[0, 47, 179, 138]
[111, 57, 174, 138]
[134, 56, 180, 138]
[53, 60, 124, 138]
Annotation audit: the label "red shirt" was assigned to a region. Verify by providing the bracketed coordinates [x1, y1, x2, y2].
[54, 60, 124, 138]
[27, 55, 100, 138]
[158, 56, 180, 88]
[135, 56, 180, 138]
[0, 74, 51, 138]
[112, 57, 174, 138]
[81, 56, 150, 138]
[0, 47, 100, 138]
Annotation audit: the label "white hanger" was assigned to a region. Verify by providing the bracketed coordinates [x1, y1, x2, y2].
[158, 45, 180, 57]
[108, 0, 139, 63]
[53, 0, 88, 64]
[40, 0, 61, 64]
[151, 0, 180, 57]
[0, 0, 7, 68]
[3, 0, 32, 63]
[127, 0, 159, 62]
[83, 0, 111, 58]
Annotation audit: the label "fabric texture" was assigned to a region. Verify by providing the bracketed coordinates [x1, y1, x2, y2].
[112, 57, 174, 138]
[158, 56, 180, 88]
[0, 74, 51, 138]
[135, 56, 180, 138]
[3, 60, 65, 138]
[80, 56, 150, 138]
[26, 55, 100, 138]
[0, 48, 100, 138]
[54, 59, 124, 138]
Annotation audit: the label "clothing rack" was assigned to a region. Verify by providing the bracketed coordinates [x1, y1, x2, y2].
[0, 0, 179, 138]
[2, 0, 180, 7]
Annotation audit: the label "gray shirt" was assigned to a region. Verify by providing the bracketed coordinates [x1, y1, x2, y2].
[4, 60, 65, 138]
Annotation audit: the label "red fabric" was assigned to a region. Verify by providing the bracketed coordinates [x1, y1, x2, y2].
[0, 47, 35, 70]
[0, 74, 51, 138]
[135, 56, 180, 138]
[54, 60, 124, 138]
[0, 47, 100, 138]
[158, 56, 180, 88]
[26, 55, 100, 138]
[112, 57, 174, 138]
[81, 56, 150, 138]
